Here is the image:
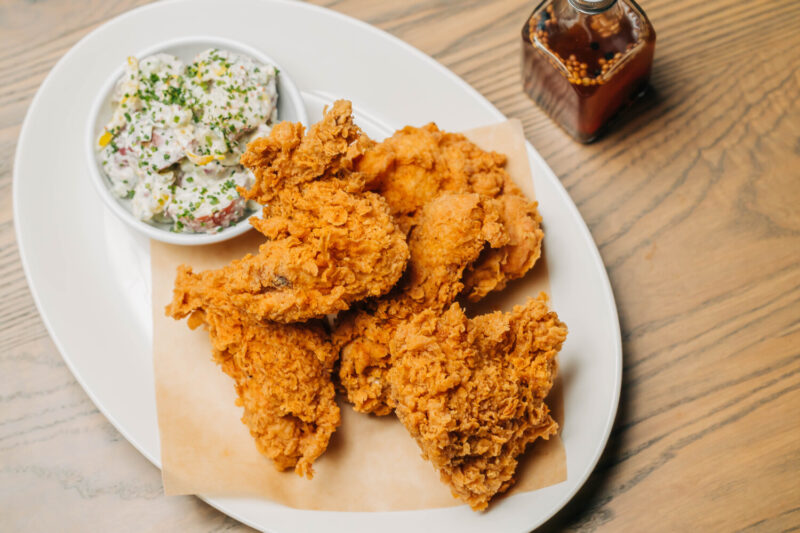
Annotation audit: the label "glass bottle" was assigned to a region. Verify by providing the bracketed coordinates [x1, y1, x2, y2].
[521, 0, 656, 142]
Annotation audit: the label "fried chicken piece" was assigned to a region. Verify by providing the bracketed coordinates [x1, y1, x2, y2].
[168, 102, 409, 323]
[359, 123, 543, 300]
[462, 187, 543, 299]
[240, 99, 374, 204]
[388, 295, 567, 510]
[167, 304, 340, 478]
[168, 181, 409, 323]
[334, 192, 507, 414]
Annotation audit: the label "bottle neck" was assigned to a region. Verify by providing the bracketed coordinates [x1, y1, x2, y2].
[568, 0, 618, 15]
[552, 0, 626, 38]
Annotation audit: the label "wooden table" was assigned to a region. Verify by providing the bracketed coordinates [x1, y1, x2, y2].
[2, 0, 798, 531]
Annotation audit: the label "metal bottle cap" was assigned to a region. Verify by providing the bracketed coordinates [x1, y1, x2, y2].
[568, 0, 618, 14]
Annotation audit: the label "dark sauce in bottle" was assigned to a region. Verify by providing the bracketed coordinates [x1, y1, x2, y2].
[522, 0, 655, 142]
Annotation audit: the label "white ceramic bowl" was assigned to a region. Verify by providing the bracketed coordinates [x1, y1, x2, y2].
[85, 36, 308, 245]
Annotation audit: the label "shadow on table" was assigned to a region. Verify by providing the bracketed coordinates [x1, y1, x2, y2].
[534, 366, 631, 533]
[590, 84, 665, 146]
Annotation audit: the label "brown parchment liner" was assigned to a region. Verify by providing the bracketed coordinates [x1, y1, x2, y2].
[151, 119, 567, 511]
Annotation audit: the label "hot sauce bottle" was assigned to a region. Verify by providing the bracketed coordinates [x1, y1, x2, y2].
[522, 0, 655, 142]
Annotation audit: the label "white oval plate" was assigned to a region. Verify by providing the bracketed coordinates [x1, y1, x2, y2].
[13, 1, 621, 532]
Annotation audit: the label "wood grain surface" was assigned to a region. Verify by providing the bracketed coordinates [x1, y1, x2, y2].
[2, 0, 798, 531]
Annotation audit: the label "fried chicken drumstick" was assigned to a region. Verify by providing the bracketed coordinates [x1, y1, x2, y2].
[388, 295, 567, 510]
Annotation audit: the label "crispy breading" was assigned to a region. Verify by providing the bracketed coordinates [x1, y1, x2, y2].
[167, 181, 409, 324]
[240, 99, 374, 204]
[334, 192, 507, 414]
[167, 101, 409, 324]
[462, 185, 543, 299]
[165, 102, 407, 477]
[388, 295, 567, 509]
[358, 123, 543, 299]
[170, 305, 340, 478]
[164, 101, 562, 499]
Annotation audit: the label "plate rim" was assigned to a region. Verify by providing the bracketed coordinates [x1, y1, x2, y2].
[12, 0, 622, 531]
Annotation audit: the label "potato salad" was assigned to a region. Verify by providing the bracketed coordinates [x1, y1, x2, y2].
[97, 49, 278, 232]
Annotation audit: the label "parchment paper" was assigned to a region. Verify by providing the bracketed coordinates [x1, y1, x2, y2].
[152, 119, 567, 511]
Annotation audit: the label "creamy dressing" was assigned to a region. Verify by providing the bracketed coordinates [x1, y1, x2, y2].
[98, 49, 278, 232]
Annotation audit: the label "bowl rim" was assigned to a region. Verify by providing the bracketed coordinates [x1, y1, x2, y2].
[85, 35, 308, 246]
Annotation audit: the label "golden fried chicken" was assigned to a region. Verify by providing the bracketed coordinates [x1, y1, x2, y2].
[164, 101, 408, 476]
[240, 99, 375, 204]
[167, 304, 340, 478]
[359, 123, 543, 300]
[168, 181, 409, 323]
[462, 188, 543, 300]
[334, 192, 507, 414]
[168, 101, 409, 323]
[388, 295, 567, 510]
